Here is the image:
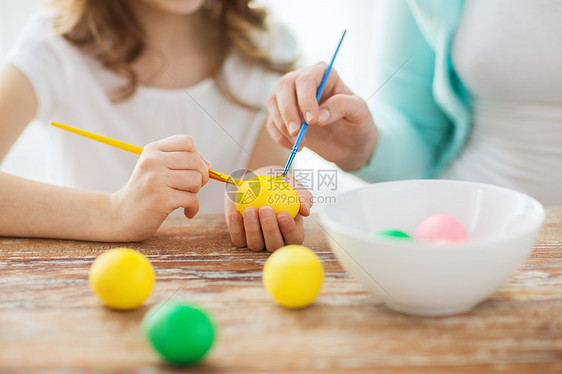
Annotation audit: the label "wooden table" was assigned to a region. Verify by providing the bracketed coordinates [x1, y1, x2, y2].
[1, 209, 561, 373]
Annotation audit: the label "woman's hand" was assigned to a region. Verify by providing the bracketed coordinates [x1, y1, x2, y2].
[266, 62, 378, 171]
[224, 169, 313, 252]
[110, 135, 209, 241]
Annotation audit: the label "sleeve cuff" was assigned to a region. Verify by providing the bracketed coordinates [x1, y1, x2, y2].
[347, 105, 433, 182]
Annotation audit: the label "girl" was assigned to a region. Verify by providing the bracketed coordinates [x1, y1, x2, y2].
[0, 0, 311, 251]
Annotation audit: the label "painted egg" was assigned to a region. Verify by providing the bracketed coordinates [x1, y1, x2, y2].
[414, 214, 468, 244]
[143, 302, 215, 365]
[89, 248, 155, 310]
[235, 176, 300, 218]
[263, 245, 324, 309]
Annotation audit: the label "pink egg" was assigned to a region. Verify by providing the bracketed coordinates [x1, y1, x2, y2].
[414, 214, 468, 244]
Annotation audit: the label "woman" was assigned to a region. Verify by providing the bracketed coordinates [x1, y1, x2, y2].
[266, 0, 562, 205]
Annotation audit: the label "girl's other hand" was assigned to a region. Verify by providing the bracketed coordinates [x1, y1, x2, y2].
[224, 171, 313, 252]
[110, 134, 209, 241]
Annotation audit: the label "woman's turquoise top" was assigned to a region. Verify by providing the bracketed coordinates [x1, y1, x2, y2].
[352, 0, 472, 182]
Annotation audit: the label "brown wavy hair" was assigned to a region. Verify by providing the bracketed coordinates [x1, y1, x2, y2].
[49, 0, 296, 109]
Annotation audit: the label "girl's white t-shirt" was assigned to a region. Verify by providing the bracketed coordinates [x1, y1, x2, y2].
[442, 0, 562, 205]
[6, 15, 295, 214]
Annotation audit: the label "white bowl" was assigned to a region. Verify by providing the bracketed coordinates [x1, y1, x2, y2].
[319, 180, 545, 316]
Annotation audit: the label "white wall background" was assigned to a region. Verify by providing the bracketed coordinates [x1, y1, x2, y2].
[0, 0, 383, 204]
[0, 0, 55, 183]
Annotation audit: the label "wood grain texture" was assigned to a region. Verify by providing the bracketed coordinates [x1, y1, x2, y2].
[1, 209, 561, 373]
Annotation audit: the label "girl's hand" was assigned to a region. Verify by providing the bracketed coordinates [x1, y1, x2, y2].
[266, 62, 378, 171]
[111, 135, 209, 241]
[224, 171, 313, 252]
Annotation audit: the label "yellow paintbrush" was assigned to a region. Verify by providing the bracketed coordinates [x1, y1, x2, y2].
[50, 121, 243, 186]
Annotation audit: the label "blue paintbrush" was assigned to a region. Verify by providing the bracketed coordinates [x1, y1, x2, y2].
[281, 30, 347, 177]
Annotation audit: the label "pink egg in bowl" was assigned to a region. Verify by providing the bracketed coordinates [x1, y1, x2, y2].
[413, 214, 469, 244]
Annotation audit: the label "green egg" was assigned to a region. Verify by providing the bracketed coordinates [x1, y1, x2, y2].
[142, 302, 216, 366]
[375, 229, 412, 240]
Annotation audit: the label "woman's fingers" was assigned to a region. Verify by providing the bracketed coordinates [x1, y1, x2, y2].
[266, 118, 293, 150]
[292, 62, 343, 127]
[295, 70, 321, 126]
[269, 64, 346, 137]
[266, 95, 295, 147]
[274, 71, 303, 136]
[293, 62, 341, 124]
[259, 206, 285, 252]
[266, 94, 286, 133]
[316, 94, 367, 126]
[268, 62, 343, 139]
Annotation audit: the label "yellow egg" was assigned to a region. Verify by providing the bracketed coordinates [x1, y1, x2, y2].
[235, 176, 300, 218]
[89, 248, 155, 310]
[262, 245, 324, 309]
